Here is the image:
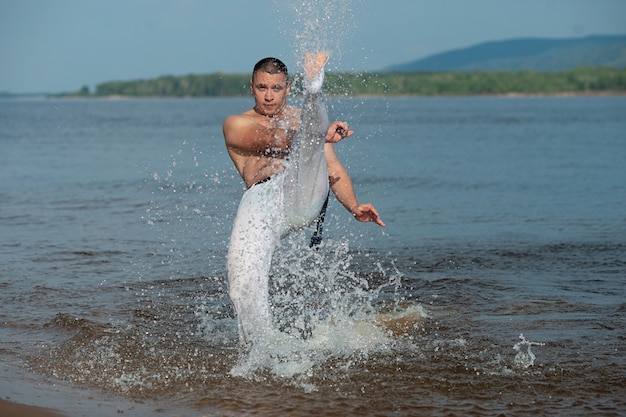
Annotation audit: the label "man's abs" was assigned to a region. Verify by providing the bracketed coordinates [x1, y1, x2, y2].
[240, 156, 285, 188]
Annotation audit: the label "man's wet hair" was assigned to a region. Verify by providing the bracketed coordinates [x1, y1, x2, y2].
[252, 57, 289, 81]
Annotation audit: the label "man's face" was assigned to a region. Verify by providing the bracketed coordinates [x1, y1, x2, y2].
[250, 71, 290, 117]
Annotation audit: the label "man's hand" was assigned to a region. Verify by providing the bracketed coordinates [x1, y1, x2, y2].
[326, 121, 354, 143]
[351, 203, 386, 227]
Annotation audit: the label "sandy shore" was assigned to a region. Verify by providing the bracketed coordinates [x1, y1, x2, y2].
[0, 399, 66, 417]
[0, 359, 162, 417]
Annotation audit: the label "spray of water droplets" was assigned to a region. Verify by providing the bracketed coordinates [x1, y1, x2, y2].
[274, 0, 357, 71]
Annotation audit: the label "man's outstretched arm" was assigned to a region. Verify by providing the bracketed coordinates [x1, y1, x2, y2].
[325, 143, 385, 227]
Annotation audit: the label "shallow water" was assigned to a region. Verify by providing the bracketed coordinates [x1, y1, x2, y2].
[1, 96, 625, 416]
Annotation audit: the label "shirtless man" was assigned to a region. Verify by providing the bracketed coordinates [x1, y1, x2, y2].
[223, 52, 384, 343]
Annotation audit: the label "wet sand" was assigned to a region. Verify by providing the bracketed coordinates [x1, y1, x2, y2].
[0, 399, 66, 417]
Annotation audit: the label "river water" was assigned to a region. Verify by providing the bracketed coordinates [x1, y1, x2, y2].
[1, 95, 625, 416]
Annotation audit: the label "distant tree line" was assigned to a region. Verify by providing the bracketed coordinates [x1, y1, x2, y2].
[69, 67, 625, 98]
[93, 73, 250, 97]
[325, 67, 626, 96]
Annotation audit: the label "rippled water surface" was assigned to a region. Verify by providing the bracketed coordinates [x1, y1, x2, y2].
[1, 96, 625, 416]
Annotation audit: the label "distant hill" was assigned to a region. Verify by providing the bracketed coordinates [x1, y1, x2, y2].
[385, 35, 626, 72]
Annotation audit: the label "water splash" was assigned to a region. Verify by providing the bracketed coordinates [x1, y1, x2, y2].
[142, 139, 238, 280]
[275, 0, 356, 71]
[221, 234, 427, 389]
[513, 333, 545, 369]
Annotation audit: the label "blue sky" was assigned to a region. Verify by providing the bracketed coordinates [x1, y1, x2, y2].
[1, 0, 625, 93]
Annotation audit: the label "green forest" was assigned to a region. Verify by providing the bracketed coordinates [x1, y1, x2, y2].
[71, 67, 625, 98]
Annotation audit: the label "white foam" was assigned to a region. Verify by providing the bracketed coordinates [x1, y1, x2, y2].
[513, 333, 545, 369]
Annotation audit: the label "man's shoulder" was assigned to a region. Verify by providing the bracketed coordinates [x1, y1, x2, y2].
[224, 110, 255, 130]
[225, 108, 254, 121]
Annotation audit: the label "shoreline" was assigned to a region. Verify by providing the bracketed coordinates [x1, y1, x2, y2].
[51, 90, 626, 100]
[0, 399, 66, 417]
[0, 357, 162, 417]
